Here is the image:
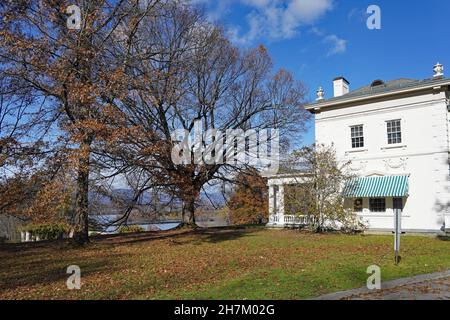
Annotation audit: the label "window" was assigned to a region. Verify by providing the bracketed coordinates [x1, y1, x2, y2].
[369, 198, 386, 213]
[387, 120, 402, 144]
[354, 198, 363, 212]
[351, 125, 364, 148]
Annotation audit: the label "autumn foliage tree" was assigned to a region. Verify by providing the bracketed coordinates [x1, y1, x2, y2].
[228, 169, 268, 225]
[0, 0, 165, 243]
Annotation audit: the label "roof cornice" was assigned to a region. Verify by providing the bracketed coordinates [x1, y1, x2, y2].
[305, 78, 450, 113]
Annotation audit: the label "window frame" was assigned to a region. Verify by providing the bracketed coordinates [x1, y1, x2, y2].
[369, 198, 386, 213]
[350, 124, 365, 149]
[386, 119, 402, 145]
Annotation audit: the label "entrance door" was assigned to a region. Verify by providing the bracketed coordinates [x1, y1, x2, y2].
[393, 198, 403, 212]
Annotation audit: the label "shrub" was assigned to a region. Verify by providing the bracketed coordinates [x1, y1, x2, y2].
[118, 225, 145, 234]
[20, 223, 69, 240]
[338, 210, 368, 234]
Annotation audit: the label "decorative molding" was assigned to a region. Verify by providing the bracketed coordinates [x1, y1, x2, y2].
[381, 144, 407, 151]
[383, 158, 408, 171]
[338, 150, 447, 162]
[307, 78, 450, 112]
[349, 161, 368, 172]
[345, 148, 368, 155]
[365, 170, 390, 177]
[316, 99, 448, 123]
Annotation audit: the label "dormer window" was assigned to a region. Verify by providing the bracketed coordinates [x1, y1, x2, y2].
[387, 120, 402, 144]
[370, 79, 385, 87]
[351, 125, 364, 148]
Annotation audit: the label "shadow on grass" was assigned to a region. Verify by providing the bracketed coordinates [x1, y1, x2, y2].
[88, 225, 263, 247]
[0, 249, 128, 292]
[90, 229, 198, 246]
[190, 227, 259, 245]
[0, 225, 264, 253]
[0, 225, 262, 294]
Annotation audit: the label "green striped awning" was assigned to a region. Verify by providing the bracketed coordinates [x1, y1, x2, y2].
[343, 175, 409, 198]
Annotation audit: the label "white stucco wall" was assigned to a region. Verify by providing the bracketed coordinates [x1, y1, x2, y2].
[315, 90, 450, 232]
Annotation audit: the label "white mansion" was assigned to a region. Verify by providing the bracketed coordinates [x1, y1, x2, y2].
[267, 63, 450, 234]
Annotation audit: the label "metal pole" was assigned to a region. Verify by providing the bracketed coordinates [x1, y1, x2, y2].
[394, 209, 401, 265]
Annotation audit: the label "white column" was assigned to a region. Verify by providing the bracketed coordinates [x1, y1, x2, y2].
[25, 231, 31, 242]
[277, 185, 285, 226]
[267, 185, 277, 225]
[268, 185, 275, 216]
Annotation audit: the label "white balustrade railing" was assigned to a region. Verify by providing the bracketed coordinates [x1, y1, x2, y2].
[269, 214, 314, 226]
[286, 215, 314, 226]
[269, 215, 279, 223]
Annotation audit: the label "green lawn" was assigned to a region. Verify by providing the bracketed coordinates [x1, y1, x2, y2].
[0, 227, 449, 299]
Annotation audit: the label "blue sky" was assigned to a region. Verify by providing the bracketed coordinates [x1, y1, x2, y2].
[192, 0, 450, 147]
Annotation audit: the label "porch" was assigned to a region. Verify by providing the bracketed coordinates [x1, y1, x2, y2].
[266, 173, 313, 228]
[266, 173, 411, 230]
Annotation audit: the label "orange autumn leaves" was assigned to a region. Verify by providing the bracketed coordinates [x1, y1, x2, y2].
[228, 169, 268, 225]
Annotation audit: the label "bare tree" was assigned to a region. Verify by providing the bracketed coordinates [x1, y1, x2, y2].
[103, 3, 310, 226]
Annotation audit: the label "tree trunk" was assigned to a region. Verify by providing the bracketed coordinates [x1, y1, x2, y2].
[182, 197, 197, 227]
[73, 139, 91, 244]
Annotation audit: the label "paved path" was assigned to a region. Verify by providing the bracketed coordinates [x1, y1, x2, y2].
[315, 270, 450, 300]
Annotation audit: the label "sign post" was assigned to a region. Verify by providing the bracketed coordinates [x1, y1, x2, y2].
[394, 209, 401, 265]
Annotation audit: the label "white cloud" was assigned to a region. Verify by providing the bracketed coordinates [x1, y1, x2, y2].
[190, 0, 347, 57]
[241, 0, 272, 8]
[202, 0, 234, 22]
[286, 0, 334, 24]
[323, 34, 347, 56]
[308, 27, 324, 36]
[193, 0, 334, 45]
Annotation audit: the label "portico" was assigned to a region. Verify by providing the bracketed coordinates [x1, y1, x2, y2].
[266, 173, 313, 228]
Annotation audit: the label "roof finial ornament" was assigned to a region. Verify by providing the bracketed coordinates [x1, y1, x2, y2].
[433, 62, 444, 78]
[316, 86, 324, 101]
